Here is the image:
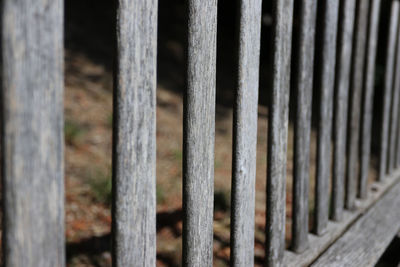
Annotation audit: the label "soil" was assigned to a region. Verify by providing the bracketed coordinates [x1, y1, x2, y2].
[64, 48, 380, 266]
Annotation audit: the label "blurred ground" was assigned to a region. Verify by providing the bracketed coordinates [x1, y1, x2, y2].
[63, 48, 383, 266]
[61, 0, 388, 266]
[63, 45, 309, 265]
[64, 48, 283, 266]
[0, 0, 397, 266]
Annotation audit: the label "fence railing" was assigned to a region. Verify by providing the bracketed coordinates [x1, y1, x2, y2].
[2, 0, 400, 266]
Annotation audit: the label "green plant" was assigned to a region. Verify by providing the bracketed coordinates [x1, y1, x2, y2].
[64, 119, 86, 145]
[88, 170, 112, 205]
[172, 149, 182, 161]
[214, 159, 223, 169]
[157, 186, 166, 204]
[107, 112, 113, 128]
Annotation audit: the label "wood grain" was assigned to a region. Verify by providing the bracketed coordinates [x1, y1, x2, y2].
[230, 0, 262, 266]
[359, 0, 381, 199]
[396, 107, 400, 167]
[284, 168, 400, 267]
[388, 13, 400, 175]
[2, 0, 65, 266]
[378, 1, 399, 181]
[332, 0, 357, 222]
[396, 46, 400, 171]
[314, 0, 340, 235]
[266, 0, 293, 265]
[112, 0, 158, 266]
[346, 0, 370, 210]
[291, 0, 317, 253]
[312, 177, 400, 266]
[183, 0, 217, 266]
[394, 19, 400, 171]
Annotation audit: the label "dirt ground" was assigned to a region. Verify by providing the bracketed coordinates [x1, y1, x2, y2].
[64, 48, 380, 266]
[63, 48, 279, 266]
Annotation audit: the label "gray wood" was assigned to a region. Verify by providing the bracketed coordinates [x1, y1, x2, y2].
[388, 17, 400, 175]
[396, 109, 400, 167]
[266, 0, 293, 265]
[332, 0, 357, 222]
[346, 0, 370, 210]
[183, 1, 217, 266]
[291, 0, 317, 253]
[359, 0, 381, 199]
[378, 1, 399, 181]
[396, 106, 400, 167]
[112, 0, 158, 266]
[396, 78, 400, 168]
[2, 0, 65, 266]
[284, 168, 400, 267]
[391, 74, 400, 173]
[314, 0, 340, 235]
[312, 178, 400, 267]
[230, 0, 262, 266]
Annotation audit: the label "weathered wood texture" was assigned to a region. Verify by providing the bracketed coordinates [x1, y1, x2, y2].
[2, 0, 65, 266]
[396, 67, 400, 170]
[396, 109, 400, 167]
[388, 13, 400, 175]
[314, 0, 340, 235]
[378, 1, 399, 181]
[183, 1, 217, 266]
[284, 168, 400, 267]
[332, 0, 357, 222]
[346, 0, 370, 210]
[396, 108, 400, 167]
[112, 0, 158, 266]
[312, 178, 400, 267]
[359, 0, 381, 199]
[266, 0, 293, 265]
[291, 0, 317, 253]
[230, 0, 262, 266]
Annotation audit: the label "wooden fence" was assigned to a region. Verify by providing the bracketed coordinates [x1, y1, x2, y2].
[2, 0, 400, 266]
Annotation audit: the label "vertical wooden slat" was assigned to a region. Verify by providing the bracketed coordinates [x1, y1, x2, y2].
[183, 1, 217, 266]
[388, 20, 400, 175]
[396, 98, 400, 167]
[396, 107, 400, 167]
[266, 0, 293, 265]
[230, 0, 262, 266]
[112, 0, 158, 265]
[346, 0, 370, 210]
[2, 0, 65, 266]
[359, 0, 381, 199]
[291, 0, 317, 253]
[314, 0, 340, 235]
[378, 1, 399, 181]
[332, 0, 357, 222]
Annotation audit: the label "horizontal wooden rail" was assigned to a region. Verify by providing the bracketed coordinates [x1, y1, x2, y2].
[312, 174, 400, 266]
[284, 169, 400, 267]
